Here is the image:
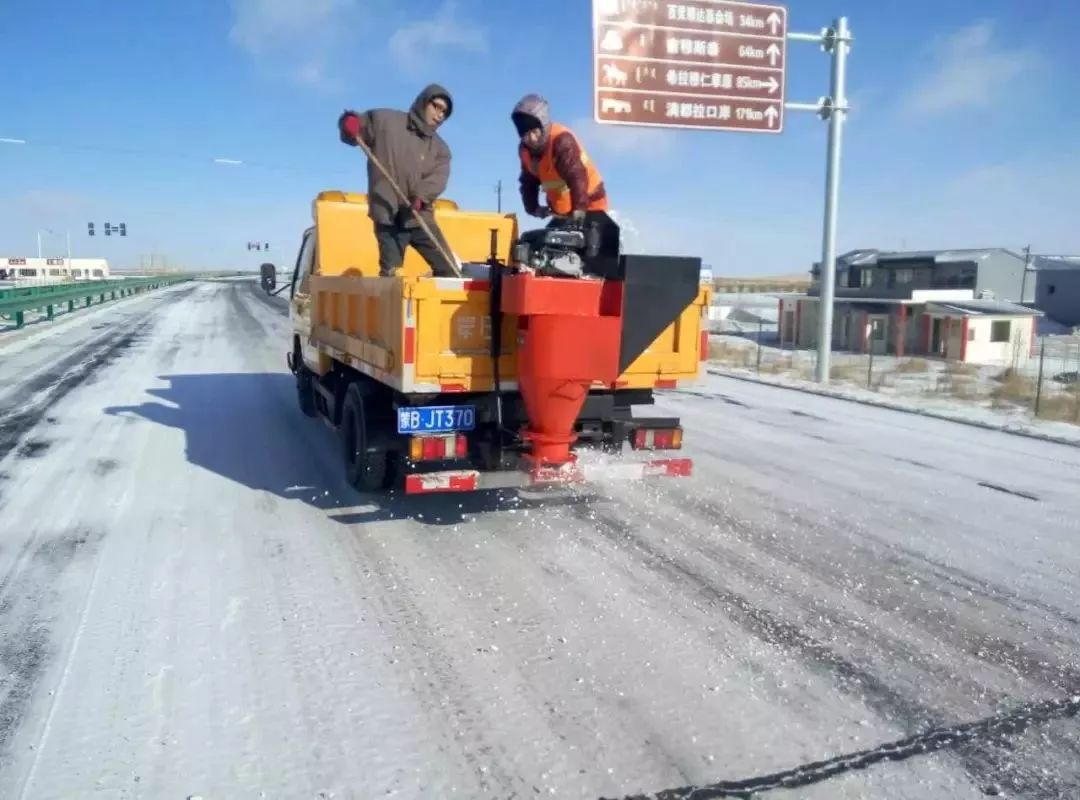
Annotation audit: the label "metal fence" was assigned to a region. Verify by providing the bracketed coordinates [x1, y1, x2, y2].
[708, 324, 1080, 426]
[0, 275, 193, 331]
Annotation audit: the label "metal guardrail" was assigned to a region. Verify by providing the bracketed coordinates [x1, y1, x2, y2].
[0, 280, 119, 303]
[0, 276, 193, 330]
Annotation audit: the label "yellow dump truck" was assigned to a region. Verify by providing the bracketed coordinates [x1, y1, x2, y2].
[286, 190, 711, 494]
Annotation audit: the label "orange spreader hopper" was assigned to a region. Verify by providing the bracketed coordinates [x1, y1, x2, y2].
[501, 273, 626, 468]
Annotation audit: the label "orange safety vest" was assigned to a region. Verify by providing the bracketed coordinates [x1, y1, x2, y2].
[520, 123, 608, 215]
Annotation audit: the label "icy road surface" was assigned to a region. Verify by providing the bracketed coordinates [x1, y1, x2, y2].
[0, 280, 1077, 800]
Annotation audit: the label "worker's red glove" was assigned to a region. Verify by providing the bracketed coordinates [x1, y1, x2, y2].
[338, 110, 361, 145]
[412, 197, 427, 212]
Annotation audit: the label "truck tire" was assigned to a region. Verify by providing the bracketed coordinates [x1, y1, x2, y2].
[341, 384, 388, 492]
[296, 366, 316, 417]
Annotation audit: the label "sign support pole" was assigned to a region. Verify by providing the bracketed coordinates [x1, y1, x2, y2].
[814, 17, 851, 384]
[782, 18, 852, 383]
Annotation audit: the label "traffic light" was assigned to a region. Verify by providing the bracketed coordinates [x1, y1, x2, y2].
[105, 221, 111, 236]
[119, 223, 126, 237]
[88, 222, 95, 236]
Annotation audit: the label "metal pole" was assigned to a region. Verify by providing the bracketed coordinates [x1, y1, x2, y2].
[66, 231, 71, 259]
[788, 31, 826, 43]
[1035, 341, 1044, 416]
[757, 319, 764, 373]
[814, 17, 851, 385]
[37, 231, 42, 258]
[1020, 244, 1031, 304]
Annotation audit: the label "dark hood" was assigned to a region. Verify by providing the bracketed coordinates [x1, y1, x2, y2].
[409, 83, 453, 136]
[512, 94, 552, 152]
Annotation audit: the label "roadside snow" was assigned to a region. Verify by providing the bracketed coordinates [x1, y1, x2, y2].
[708, 364, 1080, 447]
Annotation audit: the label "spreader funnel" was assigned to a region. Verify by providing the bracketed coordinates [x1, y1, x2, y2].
[501, 274, 622, 467]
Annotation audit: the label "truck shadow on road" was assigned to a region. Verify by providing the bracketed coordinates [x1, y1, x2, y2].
[104, 372, 592, 526]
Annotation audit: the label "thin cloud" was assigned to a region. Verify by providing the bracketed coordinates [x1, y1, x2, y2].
[228, 0, 365, 90]
[388, 1, 488, 72]
[900, 20, 1039, 115]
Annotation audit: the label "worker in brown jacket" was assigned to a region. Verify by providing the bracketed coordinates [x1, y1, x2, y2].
[338, 85, 458, 277]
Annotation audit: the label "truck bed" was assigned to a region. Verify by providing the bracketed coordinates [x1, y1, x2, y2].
[309, 273, 711, 395]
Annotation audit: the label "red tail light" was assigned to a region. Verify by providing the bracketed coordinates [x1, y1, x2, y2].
[422, 437, 442, 460]
[410, 434, 468, 462]
[700, 331, 709, 361]
[632, 428, 683, 451]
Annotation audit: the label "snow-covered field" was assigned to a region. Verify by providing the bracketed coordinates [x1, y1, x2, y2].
[710, 333, 1080, 437]
[0, 281, 1077, 799]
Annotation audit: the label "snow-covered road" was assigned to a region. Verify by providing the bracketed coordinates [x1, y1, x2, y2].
[0, 280, 1077, 799]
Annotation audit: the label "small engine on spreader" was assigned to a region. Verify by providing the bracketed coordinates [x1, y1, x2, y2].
[512, 226, 590, 278]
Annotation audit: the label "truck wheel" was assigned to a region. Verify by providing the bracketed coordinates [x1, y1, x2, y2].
[296, 366, 316, 417]
[341, 384, 388, 492]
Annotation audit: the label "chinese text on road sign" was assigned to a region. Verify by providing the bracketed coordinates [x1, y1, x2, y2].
[593, 0, 788, 133]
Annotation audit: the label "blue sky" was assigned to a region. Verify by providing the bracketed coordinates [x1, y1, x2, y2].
[2, 0, 1078, 274]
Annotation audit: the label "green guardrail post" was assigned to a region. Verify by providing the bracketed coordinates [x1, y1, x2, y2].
[47, 304, 54, 320]
[14, 310, 24, 328]
[68, 300, 75, 313]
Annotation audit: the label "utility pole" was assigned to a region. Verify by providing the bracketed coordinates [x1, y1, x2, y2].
[1021, 244, 1032, 304]
[496, 180, 502, 213]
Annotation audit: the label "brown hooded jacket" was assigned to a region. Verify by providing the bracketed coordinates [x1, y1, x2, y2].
[355, 84, 453, 228]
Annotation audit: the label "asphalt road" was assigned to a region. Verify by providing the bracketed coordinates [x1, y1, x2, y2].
[0, 280, 1077, 800]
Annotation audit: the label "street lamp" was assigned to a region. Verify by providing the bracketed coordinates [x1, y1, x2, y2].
[37, 229, 71, 258]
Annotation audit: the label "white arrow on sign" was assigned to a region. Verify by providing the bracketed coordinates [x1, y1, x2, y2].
[764, 106, 779, 128]
[766, 43, 781, 66]
[764, 76, 779, 94]
[766, 12, 782, 35]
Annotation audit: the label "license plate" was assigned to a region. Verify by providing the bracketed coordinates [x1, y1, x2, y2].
[397, 405, 476, 434]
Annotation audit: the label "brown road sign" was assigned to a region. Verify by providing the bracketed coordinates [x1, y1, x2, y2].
[593, 0, 787, 133]
[596, 24, 785, 70]
[596, 91, 782, 132]
[596, 0, 787, 35]
[596, 57, 782, 100]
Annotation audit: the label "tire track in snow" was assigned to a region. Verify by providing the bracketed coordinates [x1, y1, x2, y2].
[0, 529, 104, 765]
[335, 540, 525, 797]
[567, 494, 1079, 800]
[243, 281, 289, 317]
[661, 486, 1080, 692]
[0, 288, 185, 465]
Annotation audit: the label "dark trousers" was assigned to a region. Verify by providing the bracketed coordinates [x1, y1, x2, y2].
[374, 218, 457, 277]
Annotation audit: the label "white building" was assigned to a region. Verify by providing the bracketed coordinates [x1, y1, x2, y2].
[0, 257, 111, 283]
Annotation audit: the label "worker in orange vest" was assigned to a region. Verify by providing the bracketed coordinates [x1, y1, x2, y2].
[512, 94, 608, 227]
